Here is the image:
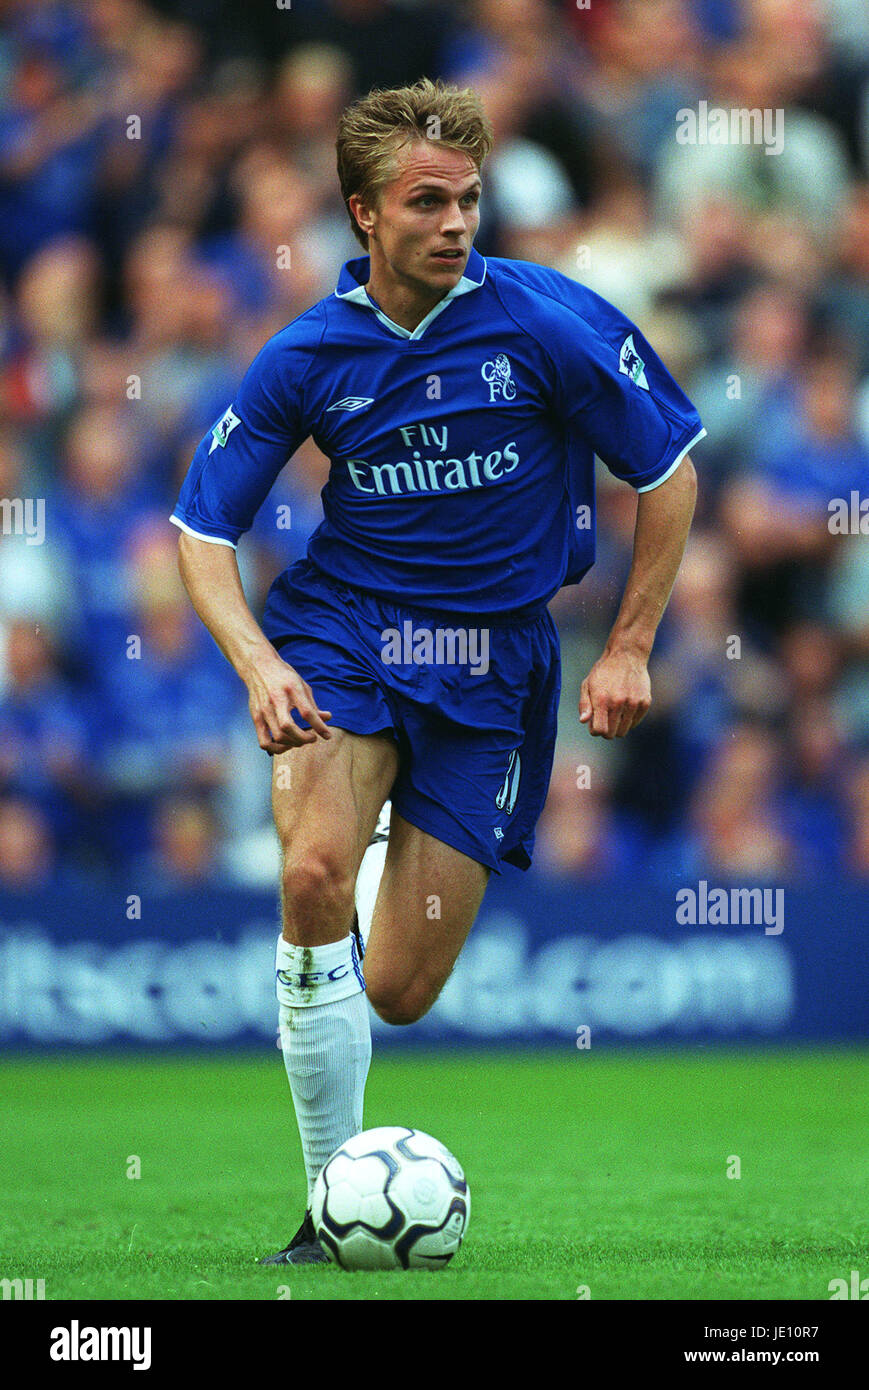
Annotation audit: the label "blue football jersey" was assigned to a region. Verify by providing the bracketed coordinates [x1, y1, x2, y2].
[171, 248, 705, 616]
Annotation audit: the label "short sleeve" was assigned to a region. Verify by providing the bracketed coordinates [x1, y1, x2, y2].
[540, 274, 706, 490]
[171, 328, 315, 547]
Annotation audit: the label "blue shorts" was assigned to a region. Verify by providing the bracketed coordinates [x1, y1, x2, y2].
[262, 560, 561, 873]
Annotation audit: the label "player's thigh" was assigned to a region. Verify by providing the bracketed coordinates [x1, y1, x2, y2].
[363, 812, 489, 1024]
[272, 726, 399, 909]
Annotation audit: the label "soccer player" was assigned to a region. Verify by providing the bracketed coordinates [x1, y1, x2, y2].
[172, 79, 704, 1264]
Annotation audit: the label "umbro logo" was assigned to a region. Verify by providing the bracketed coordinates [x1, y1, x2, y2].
[327, 396, 375, 413]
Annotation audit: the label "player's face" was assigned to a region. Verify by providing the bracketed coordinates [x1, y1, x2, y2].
[359, 141, 482, 305]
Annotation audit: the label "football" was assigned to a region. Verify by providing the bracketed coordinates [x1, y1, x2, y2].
[311, 1126, 470, 1270]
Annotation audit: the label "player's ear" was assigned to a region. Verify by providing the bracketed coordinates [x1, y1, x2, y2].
[349, 193, 375, 242]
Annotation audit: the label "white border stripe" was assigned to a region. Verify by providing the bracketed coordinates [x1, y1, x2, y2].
[636, 428, 707, 493]
[170, 515, 237, 549]
[335, 263, 485, 339]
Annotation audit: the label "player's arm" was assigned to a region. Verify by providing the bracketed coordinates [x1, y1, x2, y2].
[177, 532, 332, 752]
[171, 328, 331, 752]
[541, 285, 705, 741]
[580, 454, 697, 739]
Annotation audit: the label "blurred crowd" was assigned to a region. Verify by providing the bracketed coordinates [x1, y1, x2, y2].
[0, 0, 867, 894]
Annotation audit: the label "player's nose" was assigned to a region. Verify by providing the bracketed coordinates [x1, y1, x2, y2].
[440, 200, 466, 233]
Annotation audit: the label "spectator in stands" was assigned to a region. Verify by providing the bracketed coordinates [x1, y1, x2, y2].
[0, 0, 865, 890]
[719, 343, 868, 633]
[53, 400, 156, 661]
[0, 37, 105, 281]
[0, 796, 60, 892]
[93, 519, 239, 863]
[655, 10, 851, 239]
[843, 755, 869, 877]
[671, 724, 797, 879]
[689, 282, 806, 482]
[0, 619, 95, 852]
[781, 696, 850, 872]
[532, 754, 644, 880]
[825, 184, 869, 376]
[134, 793, 229, 892]
[2, 237, 100, 450]
[0, 425, 75, 639]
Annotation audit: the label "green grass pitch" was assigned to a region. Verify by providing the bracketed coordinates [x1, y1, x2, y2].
[2, 1048, 866, 1301]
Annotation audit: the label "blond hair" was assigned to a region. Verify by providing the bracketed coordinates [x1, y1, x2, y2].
[336, 78, 493, 249]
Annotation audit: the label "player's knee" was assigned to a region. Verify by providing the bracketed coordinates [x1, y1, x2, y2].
[366, 974, 437, 1027]
[281, 852, 355, 939]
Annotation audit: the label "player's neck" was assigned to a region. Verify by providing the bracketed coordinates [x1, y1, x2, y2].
[364, 268, 446, 334]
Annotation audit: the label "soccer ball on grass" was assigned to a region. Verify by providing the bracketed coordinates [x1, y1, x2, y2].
[311, 1126, 470, 1270]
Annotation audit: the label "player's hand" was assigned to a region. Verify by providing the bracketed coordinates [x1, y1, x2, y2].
[579, 648, 651, 739]
[244, 649, 332, 753]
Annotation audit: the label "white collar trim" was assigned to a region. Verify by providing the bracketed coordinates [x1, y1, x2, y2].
[336, 267, 485, 341]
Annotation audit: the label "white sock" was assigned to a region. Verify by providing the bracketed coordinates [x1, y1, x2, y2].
[354, 840, 387, 955]
[354, 802, 390, 955]
[276, 935, 371, 1203]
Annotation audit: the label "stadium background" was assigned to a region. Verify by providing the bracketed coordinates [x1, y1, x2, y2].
[0, 0, 866, 1048]
[0, 0, 867, 1307]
